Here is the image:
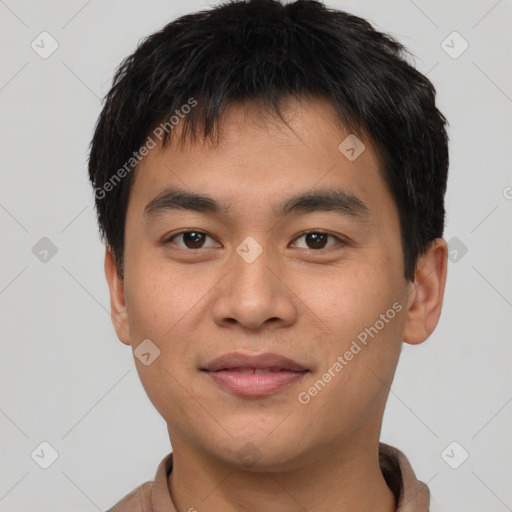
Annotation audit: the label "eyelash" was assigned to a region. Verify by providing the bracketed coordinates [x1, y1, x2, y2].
[163, 230, 347, 251]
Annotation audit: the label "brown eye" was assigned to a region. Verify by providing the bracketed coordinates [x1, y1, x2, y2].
[305, 232, 328, 249]
[292, 231, 343, 250]
[166, 231, 217, 249]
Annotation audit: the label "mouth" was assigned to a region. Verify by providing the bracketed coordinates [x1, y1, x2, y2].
[201, 352, 310, 397]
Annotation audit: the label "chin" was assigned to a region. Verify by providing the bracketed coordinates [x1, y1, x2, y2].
[207, 430, 308, 472]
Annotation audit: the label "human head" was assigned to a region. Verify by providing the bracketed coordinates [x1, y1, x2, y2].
[89, 0, 449, 492]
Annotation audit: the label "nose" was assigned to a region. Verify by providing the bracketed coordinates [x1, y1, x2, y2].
[210, 242, 298, 332]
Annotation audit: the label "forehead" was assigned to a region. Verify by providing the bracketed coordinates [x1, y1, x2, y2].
[128, 97, 396, 226]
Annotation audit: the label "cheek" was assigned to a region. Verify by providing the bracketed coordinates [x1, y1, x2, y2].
[299, 262, 405, 382]
[124, 271, 204, 430]
[123, 270, 195, 399]
[299, 266, 393, 335]
[125, 262, 199, 340]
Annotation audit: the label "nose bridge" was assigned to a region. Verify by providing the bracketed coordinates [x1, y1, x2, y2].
[230, 236, 274, 307]
[210, 236, 297, 330]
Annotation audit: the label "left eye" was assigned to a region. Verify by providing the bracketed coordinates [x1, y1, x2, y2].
[291, 231, 343, 250]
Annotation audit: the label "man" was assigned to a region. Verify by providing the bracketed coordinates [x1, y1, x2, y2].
[88, 1, 449, 510]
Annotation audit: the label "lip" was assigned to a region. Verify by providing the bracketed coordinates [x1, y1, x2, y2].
[203, 352, 307, 372]
[201, 352, 309, 397]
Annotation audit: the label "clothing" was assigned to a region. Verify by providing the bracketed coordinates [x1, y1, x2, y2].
[107, 443, 429, 512]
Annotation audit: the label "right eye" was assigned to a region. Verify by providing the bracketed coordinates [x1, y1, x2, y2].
[164, 230, 220, 250]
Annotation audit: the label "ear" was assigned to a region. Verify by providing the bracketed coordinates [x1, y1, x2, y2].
[403, 238, 448, 345]
[104, 246, 131, 345]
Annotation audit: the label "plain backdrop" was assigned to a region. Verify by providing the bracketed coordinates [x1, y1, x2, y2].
[1, 1, 511, 511]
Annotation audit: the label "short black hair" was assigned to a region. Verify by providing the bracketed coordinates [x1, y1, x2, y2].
[88, 0, 449, 281]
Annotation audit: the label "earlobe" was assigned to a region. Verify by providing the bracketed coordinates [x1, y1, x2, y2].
[104, 246, 131, 345]
[403, 238, 448, 345]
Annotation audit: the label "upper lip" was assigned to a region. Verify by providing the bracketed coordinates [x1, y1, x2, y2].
[203, 352, 308, 372]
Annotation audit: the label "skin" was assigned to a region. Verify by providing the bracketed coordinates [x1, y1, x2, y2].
[105, 96, 448, 512]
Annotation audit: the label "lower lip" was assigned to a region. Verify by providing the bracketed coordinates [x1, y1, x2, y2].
[204, 370, 308, 397]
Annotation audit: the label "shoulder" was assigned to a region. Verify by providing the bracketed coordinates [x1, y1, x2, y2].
[105, 452, 174, 512]
[379, 443, 430, 512]
[105, 480, 154, 512]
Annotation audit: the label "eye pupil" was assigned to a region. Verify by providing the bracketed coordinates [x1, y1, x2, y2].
[184, 231, 205, 248]
[306, 232, 328, 249]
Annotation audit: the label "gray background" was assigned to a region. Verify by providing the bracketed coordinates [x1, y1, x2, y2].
[1, 0, 511, 510]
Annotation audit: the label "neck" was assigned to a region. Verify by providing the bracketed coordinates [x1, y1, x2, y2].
[168, 438, 396, 512]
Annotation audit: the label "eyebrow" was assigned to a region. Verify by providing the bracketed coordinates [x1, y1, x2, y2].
[144, 186, 370, 222]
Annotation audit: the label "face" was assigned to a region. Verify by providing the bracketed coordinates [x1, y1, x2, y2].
[106, 96, 441, 470]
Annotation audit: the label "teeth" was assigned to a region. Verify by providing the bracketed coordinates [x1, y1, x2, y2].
[237, 368, 256, 374]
